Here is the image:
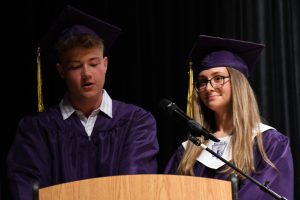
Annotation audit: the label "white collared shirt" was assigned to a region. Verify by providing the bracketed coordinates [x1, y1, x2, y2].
[59, 89, 113, 136]
[182, 123, 275, 169]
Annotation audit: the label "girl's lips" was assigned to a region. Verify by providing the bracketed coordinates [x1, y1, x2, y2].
[207, 95, 220, 100]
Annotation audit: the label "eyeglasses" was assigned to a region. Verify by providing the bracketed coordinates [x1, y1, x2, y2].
[195, 75, 231, 91]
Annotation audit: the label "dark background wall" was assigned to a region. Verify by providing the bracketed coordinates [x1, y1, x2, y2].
[2, 0, 299, 199]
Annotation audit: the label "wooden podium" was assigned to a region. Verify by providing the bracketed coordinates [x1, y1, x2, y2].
[39, 174, 232, 200]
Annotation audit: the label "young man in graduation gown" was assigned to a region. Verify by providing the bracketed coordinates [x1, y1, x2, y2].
[6, 5, 159, 200]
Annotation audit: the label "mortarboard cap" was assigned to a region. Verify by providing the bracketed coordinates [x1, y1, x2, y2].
[188, 35, 265, 77]
[40, 5, 122, 65]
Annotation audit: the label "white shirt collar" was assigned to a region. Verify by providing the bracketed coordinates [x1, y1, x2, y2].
[59, 89, 113, 120]
[182, 123, 275, 169]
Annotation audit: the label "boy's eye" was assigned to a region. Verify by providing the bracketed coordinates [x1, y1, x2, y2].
[90, 63, 99, 67]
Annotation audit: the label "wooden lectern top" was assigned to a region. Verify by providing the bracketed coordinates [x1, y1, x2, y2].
[39, 174, 232, 200]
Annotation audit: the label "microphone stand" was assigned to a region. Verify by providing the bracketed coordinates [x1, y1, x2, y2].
[32, 181, 39, 200]
[188, 134, 288, 200]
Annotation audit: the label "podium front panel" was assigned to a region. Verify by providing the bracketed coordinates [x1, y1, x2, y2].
[39, 174, 232, 200]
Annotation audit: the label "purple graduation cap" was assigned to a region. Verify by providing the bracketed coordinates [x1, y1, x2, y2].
[40, 5, 122, 65]
[188, 35, 265, 77]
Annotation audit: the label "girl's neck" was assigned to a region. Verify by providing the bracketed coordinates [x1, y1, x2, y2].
[214, 112, 233, 138]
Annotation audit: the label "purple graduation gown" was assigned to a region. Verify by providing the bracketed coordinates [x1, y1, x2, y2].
[164, 129, 294, 200]
[6, 100, 159, 200]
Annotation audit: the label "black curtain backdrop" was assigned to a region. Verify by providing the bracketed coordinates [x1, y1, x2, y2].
[2, 0, 299, 199]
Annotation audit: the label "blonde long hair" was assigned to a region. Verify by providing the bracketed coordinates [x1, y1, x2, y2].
[177, 67, 275, 179]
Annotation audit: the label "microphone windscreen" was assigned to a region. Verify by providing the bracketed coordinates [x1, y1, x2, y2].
[160, 99, 180, 116]
[159, 99, 172, 110]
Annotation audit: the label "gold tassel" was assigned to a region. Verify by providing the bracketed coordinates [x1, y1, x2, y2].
[186, 61, 194, 118]
[37, 46, 45, 112]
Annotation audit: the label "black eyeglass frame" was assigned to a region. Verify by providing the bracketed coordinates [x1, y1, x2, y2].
[195, 75, 231, 91]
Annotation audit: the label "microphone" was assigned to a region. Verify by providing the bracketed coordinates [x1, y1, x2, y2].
[159, 99, 219, 142]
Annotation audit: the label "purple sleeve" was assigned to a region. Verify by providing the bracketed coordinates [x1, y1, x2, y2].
[6, 116, 52, 200]
[163, 145, 185, 174]
[118, 110, 159, 174]
[238, 130, 294, 200]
